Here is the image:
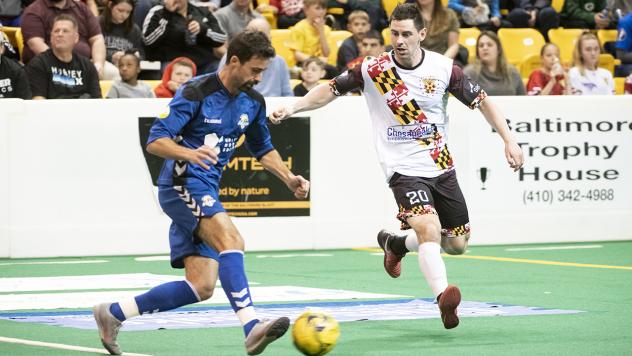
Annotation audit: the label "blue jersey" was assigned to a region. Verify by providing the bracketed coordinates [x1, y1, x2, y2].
[147, 73, 274, 188]
[616, 13, 632, 51]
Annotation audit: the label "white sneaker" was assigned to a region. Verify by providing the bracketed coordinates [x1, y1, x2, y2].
[244, 317, 290, 355]
[93, 303, 122, 355]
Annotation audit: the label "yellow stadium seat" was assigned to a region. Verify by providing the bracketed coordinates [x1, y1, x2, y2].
[598, 53, 616, 74]
[1, 26, 24, 60]
[327, 30, 352, 66]
[614, 77, 624, 95]
[441, 0, 448, 6]
[382, 0, 404, 18]
[498, 28, 545, 67]
[520, 53, 542, 79]
[15, 28, 24, 60]
[270, 29, 296, 67]
[383, 27, 391, 46]
[458, 27, 481, 63]
[100, 80, 113, 98]
[262, 12, 277, 29]
[548, 28, 583, 66]
[597, 29, 618, 48]
[551, 0, 564, 12]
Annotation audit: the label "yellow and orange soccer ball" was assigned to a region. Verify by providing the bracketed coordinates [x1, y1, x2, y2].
[292, 311, 340, 356]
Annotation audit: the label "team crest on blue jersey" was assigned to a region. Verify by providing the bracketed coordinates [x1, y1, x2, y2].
[201, 195, 216, 207]
[238, 114, 249, 129]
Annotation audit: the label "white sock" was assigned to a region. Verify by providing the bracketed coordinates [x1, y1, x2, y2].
[119, 298, 140, 319]
[405, 234, 419, 252]
[417, 242, 448, 297]
[236, 306, 258, 326]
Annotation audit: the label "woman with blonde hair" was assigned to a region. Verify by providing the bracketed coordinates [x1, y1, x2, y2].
[464, 31, 525, 95]
[527, 43, 570, 95]
[410, 0, 464, 65]
[568, 31, 614, 95]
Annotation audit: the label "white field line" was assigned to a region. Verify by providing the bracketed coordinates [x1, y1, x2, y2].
[0, 336, 151, 355]
[505, 245, 603, 251]
[0, 260, 108, 266]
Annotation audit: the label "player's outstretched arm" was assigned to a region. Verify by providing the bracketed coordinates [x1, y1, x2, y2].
[479, 98, 524, 172]
[147, 137, 218, 170]
[270, 83, 337, 125]
[259, 149, 310, 199]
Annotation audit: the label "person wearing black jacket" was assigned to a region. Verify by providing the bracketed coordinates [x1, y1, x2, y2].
[142, 0, 227, 74]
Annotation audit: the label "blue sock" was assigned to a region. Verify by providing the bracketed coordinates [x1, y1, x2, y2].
[219, 251, 259, 336]
[109, 303, 125, 321]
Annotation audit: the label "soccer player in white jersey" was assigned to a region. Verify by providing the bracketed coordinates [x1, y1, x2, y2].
[271, 3, 524, 330]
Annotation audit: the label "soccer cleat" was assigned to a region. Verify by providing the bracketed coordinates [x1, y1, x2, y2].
[377, 229, 406, 278]
[438, 285, 461, 329]
[93, 303, 123, 355]
[245, 317, 290, 355]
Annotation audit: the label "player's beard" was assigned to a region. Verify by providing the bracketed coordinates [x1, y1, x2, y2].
[239, 79, 258, 92]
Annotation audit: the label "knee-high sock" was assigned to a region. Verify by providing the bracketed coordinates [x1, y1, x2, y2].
[109, 280, 200, 322]
[417, 242, 448, 298]
[218, 250, 259, 336]
[405, 233, 420, 252]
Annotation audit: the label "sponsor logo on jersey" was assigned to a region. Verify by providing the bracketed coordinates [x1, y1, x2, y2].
[201, 195, 216, 207]
[387, 124, 435, 142]
[238, 114, 249, 129]
[204, 117, 222, 124]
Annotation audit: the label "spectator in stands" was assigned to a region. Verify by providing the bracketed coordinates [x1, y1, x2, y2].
[326, 0, 350, 30]
[106, 51, 155, 98]
[20, 0, 106, 79]
[615, 12, 632, 76]
[347, 0, 388, 31]
[100, 0, 145, 81]
[336, 10, 369, 72]
[289, 0, 338, 78]
[625, 73, 632, 94]
[507, 0, 559, 41]
[0, 0, 24, 26]
[143, 0, 227, 74]
[0, 23, 20, 61]
[214, 0, 262, 41]
[464, 30, 525, 95]
[269, 0, 305, 29]
[216, 18, 293, 96]
[526, 43, 570, 95]
[344, 28, 385, 69]
[568, 31, 614, 95]
[153, 56, 195, 98]
[293, 55, 325, 96]
[0, 30, 31, 98]
[448, 0, 511, 31]
[413, 0, 465, 66]
[560, 0, 611, 29]
[25, 14, 101, 98]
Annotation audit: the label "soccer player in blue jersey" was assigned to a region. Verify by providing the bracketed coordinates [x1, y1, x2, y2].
[93, 30, 310, 356]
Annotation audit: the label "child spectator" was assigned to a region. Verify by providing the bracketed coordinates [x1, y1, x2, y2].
[527, 43, 570, 95]
[336, 10, 370, 72]
[269, 0, 305, 29]
[345, 29, 385, 70]
[568, 31, 614, 95]
[293, 56, 325, 96]
[154, 56, 196, 98]
[107, 51, 155, 98]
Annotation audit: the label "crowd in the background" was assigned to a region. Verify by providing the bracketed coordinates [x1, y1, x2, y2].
[1, 0, 631, 99]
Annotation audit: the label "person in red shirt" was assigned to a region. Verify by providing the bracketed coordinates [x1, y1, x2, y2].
[526, 42, 571, 95]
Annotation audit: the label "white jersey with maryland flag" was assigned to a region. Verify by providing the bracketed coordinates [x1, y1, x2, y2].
[331, 49, 487, 181]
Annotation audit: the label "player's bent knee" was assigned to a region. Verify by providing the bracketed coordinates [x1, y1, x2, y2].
[441, 232, 469, 255]
[190, 280, 215, 301]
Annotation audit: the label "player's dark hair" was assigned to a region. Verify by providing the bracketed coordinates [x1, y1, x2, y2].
[390, 3, 425, 31]
[226, 30, 276, 65]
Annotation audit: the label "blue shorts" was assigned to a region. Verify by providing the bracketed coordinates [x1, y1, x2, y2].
[158, 180, 226, 268]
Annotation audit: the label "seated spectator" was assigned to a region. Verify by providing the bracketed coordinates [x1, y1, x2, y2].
[345, 29, 385, 69]
[214, 0, 262, 41]
[106, 51, 155, 98]
[143, 0, 227, 74]
[615, 12, 632, 76]
[217, 18, 293, 96]
[527, 43, 570, 95]
[560, 0, 612, 29]
[326, 0, 350, 29]
[293, 56, 325, 96]
[154, 56, 195, 98]
[414, 0, 465, 66]
[269, 0, 305, 29]
[0, 23, 20, 61]
[448, 0, 511, 31]
[289, 0, 337, 78]
[0, 0, 24, 26]
[348, 0, 388, 31]
[463, 30, 525, 95]
[568, 31, 614, 95]
[20, 0, 106, 78]
[25, 14, 101, 99]
[336, 10, 370, 73]
[0, 30, 31, 98]
[100, 0, 145, 80]
[507, 0, 559, 41]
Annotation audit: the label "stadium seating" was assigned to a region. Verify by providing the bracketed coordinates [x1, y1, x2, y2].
[382, 27, 391, 46]
[597, 29, 618, 48]
[551, 0, 565, 12]
[1, 26, 24, 60]
[100, 80, 113, 98]
[598, 53, 617, 74]
[548, 28, 582, 65]
[520, 53, 542, 79]
[327, 30, 352, 66]
[498, 28, 546, 68]
[270, 29, 296, 67]
[614, 77, 624, 95]
[382, 0, 404, 18]
[458, 27, 481, 63]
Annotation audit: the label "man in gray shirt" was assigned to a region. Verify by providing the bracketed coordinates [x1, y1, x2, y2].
[214, 0, 262, 41]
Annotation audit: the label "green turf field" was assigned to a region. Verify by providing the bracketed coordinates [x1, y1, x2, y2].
[1, 241, 631, 355]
